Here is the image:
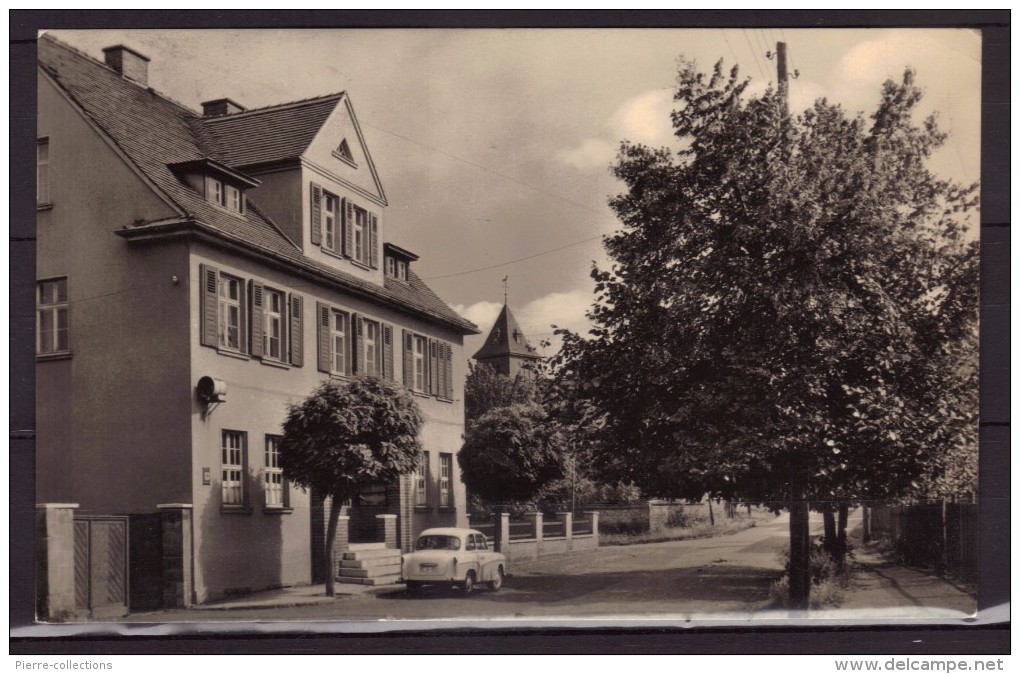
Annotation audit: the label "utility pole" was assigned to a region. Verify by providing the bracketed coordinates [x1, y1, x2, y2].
[770, 39, 811, 611]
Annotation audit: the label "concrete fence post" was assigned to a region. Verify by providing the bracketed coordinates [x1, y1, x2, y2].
[496, 511, 510, 553]
[35, 503, 79, 620]
[558, 512, 573, 550]
[585, 511, 600, 547]
[528, 512, 543, 543]
[157, 503, 194, 608]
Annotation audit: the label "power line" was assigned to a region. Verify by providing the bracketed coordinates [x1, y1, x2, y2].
[741, 29, 769, 83]
[421, 233, 607, 281]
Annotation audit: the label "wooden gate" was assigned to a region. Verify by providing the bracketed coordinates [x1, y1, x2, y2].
[73, 516, 129, 618]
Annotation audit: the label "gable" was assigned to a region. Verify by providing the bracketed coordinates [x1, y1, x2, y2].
[303, 95, 386, 206]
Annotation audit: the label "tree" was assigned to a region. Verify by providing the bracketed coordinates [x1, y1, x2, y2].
[465, 360, 539, 420]
[279, 376, 424, 596]
[551, 60, 979, 609]
[458, 403, 562, 503]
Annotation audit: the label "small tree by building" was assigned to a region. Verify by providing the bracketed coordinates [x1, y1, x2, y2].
[459, 402, 561, 504]
[279, 376, 424, 596]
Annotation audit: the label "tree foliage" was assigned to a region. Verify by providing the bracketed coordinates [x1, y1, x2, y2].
[552, 60, 978, 514]
[279, 376, 424, 594]
[465, 360, 539, 420]
[458, 403, 562, 503]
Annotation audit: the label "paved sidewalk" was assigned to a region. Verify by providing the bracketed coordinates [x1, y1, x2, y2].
[190, 581, 400, 611]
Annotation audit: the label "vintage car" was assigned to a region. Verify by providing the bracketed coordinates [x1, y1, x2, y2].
[400, 527, 506, 593]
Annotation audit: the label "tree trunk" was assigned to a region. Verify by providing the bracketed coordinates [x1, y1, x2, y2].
[707, 498, 715, 526]
[836, 504, 849, 567]
[862, 505, 871, 543]
[822, 505, 837, 558]
[788, 500, 811, 610]
[324, 495, 343, 597]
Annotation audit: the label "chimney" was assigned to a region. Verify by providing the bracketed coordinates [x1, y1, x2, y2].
[201, 98, 246, 117]
[102, 45, 150, 85]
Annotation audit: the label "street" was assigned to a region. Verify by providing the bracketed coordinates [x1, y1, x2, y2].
[123, 513, 830, 622]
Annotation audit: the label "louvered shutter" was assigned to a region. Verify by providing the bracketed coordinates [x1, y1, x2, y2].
[436, 341, 447, 399]
[444, 342, 454, 399]
[310, 183, 322, 245]
[238, 278, 248, 354]
[344, 198, 355, 259]
[200, 264, 219, 347]
[382, 323, 394, 381]
[428, 339, 439, 395]
[402, 330, 413, 388]
[289, 294, 304, 367]
[250, 281, 265, 358]
[353, 314, 365, 374]
[369, 213, 379, 268]
[343, 312, 353, 376]
[317, 302, 331, 373]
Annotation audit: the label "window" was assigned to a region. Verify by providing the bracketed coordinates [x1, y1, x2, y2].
[385, 256, 395, 277]
[264, 288, 284, 361]
[323, 193, 338, 252]
[352, 205, 367, 263]
[221, 431, 246, 506]
[206, 176, 224, 206]
[364, 319, 379, 375]
[396, 260, 408, 281]
[439, 453, 452, 508]
[205, 176, 244, 213]
[415, 451, 429, 508]
[331, 310, 348, 375]
[226, 185, 244, 213]
[264, 435, 285, 508]
[413, 335, 426, 392]
[218, 274, 242, 351]
[37, 278, 69, 355]
[37, 138, 50, 205]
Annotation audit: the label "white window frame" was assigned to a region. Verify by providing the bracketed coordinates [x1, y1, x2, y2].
[439, 453, 452, 509]
[264, 435, 284, 508]
[331, 309, 348, 375]
[323, 193, 338, 252]
[264, 288, 284, 361]
[364, 319, 380, 376]
[415, 451, 429, 508]
[413, 335, 427, 392]
[37, 138, 50, 206]
[221, 430, 246, 506]
[226, 184, 244, 213]
[36, 277, 69, 355]
[218, 274, 242, 351]
[397, 260, 408, 281]
[385, 256, 396, 277]
[206, 176, 225, 207]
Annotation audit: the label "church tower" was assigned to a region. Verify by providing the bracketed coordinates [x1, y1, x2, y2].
[472, 303, 543, 378]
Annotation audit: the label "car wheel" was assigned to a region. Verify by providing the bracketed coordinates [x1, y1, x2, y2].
[405, 581, 423, 592]
[463, 571, 476, 594]
[488, 566, 505, 592]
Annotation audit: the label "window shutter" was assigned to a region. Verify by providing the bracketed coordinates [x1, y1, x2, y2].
[289, 293, 304, 367]
[283, 477, 291, 508]
[317, 302, 330, 373]
[382, 323, 394, 381]
[369, 213, 379, 269]
[250, 281, 265, 358]
[343, 198, 355, 258]
[353, 314, 365, 374]
[343, 313, 353, 376]
[444, 342, 454, 399]
[310, 183, 322, 245]
[200, 264, 219, 347]
[402, 330, 413, 388]
[437, 340, 447, 399]
[428, 339, 439, 395]
[238, 277, 248, 354]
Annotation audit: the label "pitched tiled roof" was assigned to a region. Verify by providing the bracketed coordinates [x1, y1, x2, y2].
[199, 95, 343, 168]
[473, 304, 542, 361]
[38, 34, 477, 335]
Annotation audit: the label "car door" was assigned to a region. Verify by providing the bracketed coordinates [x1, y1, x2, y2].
[474, 533, 496, 581]
[463, 533, 481, 579]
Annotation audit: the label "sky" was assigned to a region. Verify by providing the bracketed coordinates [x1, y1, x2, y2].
[48, 27, 982, 359]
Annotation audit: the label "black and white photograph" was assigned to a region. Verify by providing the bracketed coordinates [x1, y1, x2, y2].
[19, 17, 1003, 646]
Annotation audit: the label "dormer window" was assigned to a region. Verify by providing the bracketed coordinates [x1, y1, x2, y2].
[383, 243, 419, 284]
[205, 176, 245, 214]
[170, 159, 258, 217]
[397, 260, 408, 281]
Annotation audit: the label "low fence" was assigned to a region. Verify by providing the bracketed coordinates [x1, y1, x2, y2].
[593, 500, 753, 536]
[867, 499, 977, 584]
[467, 511, 601, 563]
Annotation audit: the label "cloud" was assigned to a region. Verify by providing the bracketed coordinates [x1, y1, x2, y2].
[453, 300, 502, 330]
[555, 138, 617, 172]
[556, 88, 676, 173]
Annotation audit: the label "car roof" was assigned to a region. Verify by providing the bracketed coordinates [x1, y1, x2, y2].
[417, 527, 481, 537]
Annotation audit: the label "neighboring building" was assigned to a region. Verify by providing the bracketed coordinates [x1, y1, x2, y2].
[36, 35, 478, 603]
[472, 303, 542, 378]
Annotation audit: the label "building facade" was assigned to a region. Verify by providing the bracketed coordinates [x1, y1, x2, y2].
[36, 36, 478, 603]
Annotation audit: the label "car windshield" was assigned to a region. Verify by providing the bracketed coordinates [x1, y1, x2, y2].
[414, 535, 461, 551]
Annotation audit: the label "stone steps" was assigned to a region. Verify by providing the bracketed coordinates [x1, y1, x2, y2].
[337, 546, 402, 586]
